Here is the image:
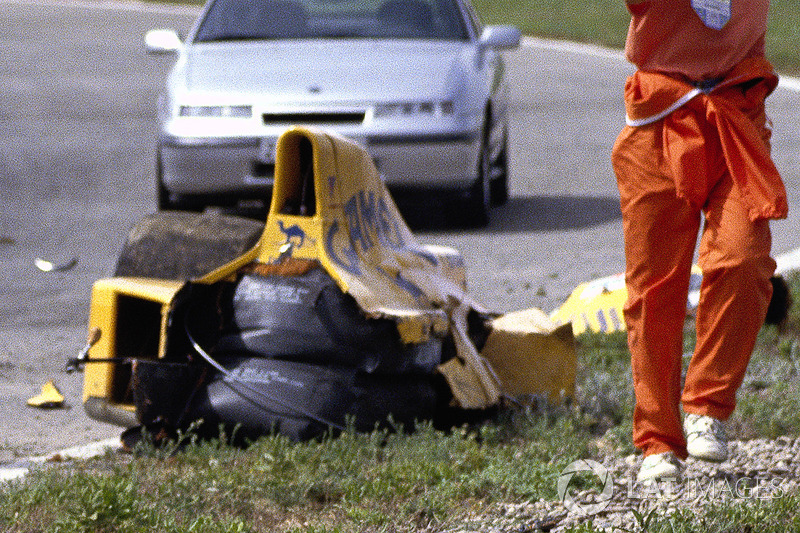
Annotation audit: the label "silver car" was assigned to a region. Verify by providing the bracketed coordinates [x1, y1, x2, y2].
[146, 0, 520, 224]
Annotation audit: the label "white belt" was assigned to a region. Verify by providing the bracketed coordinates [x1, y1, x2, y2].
[625, 87, 703, 127]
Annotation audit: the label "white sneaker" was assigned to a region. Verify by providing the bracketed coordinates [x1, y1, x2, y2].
[637, 452, 682, 482]
[684, 413, 727, 462]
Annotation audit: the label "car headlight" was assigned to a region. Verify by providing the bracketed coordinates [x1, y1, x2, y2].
[372, 101, 454, 118]
[178, 105, 252, 118]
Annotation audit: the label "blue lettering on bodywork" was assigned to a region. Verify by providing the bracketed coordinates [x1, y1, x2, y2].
[377, 267, 426, 300]
[325, 220, 361, 275]
[325, 189, 437, 299]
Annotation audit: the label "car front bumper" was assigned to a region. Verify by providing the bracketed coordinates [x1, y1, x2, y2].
[158, 131, 482, 197]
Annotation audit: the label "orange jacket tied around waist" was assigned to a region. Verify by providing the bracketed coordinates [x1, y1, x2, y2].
[623, 57, 788, 221]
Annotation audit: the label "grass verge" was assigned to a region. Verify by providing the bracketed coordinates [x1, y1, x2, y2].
[472, 0, 800, 74]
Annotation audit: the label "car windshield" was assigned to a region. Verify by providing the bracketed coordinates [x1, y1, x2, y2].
[194, 0, 470, 42]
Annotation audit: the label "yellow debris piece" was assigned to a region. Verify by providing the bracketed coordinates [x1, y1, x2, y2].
[550, 266, 703, 335]
[27, 380, 65, 408]
[549, 272, 628, 335]
[481, 308, 576, 403]
[437, 304, 502, 409]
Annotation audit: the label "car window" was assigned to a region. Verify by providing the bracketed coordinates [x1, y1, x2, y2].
[194, 0, 470, 42]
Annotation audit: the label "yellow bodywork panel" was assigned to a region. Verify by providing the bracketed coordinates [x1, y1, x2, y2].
[550, 265, 703, 335]
[198, 128, 472, 342]
[82, 277, 183, 423]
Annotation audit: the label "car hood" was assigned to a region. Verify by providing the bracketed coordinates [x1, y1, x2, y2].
[176, 40, 472, 102]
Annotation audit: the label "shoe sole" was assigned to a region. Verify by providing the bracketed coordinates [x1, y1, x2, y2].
[687, 451, 727, 462]
[637, 469, 681, 482]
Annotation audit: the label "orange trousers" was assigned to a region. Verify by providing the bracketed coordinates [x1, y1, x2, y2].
[612, 108, 775, 459]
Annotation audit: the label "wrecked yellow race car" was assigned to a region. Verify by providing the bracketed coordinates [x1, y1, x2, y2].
[72, 126, 575, 443]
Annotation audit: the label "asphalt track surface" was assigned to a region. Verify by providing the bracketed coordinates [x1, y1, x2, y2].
[1, 0, 800, 458]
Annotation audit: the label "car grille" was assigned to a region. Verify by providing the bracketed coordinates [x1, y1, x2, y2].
[262, 111, 366, 126]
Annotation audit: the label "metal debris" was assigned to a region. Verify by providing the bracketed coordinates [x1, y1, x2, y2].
[34, 257, 78, 272]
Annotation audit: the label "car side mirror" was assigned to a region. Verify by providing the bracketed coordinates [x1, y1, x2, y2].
[145, 29, 183, 54]
[479, 26, 522, 50]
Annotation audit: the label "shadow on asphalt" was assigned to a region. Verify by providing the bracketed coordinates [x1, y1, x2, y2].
[397, 193, 622, 233]
[207, 192, 622, 235]
[486, 195, 623, 233]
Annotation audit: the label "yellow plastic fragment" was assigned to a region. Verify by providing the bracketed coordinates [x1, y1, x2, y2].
[27, 380, 65, 408]
[550, 266, 704, 335]
[437, 304, 502, 409]
[481, 308, 576, 404]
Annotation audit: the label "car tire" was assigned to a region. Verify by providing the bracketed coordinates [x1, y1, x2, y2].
[490, 129, 509, 206]
[155, 150, 174, 211]
[157, 180, 176, 211]
[464, 130, 492, 227]
[114, 210, 264, 280]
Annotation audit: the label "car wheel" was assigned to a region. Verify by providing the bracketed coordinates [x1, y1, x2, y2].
[156, 151, 178, 211]
[158, 188, 206, 213]
[156, 152, 205, 212]
[465, 131, 491, 227]
[490, 130, 509, 206]
[157, 180, 174, 211]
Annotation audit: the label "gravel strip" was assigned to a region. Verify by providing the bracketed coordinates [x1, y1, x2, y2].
[447, 437, 800, 532]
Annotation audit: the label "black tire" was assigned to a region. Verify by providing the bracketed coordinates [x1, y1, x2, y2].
[157, 182, 206, 213]
[490, 130, 509, 206]
[188, 357, 439, 442]
[156, 151, 206, 212]
[156, 151, 175, 211]
[214, 268, 443, 375]
[464, 131, 491, 227]
[114, 211, 264, 280]
[157, 179, 174, 211]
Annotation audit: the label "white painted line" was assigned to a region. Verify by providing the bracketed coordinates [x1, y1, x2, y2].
[45, 437, 122, 461]
[0, 438, 121, 484]
[775, 247, 800, 275]
[0, 467, 31, 483]
[778, 76, 800, 93]
[0, 0, 199, 15]
[522, 36, 625, 62]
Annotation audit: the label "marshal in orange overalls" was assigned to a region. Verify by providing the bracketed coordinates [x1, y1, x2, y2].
[612, 0, 787, 459]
